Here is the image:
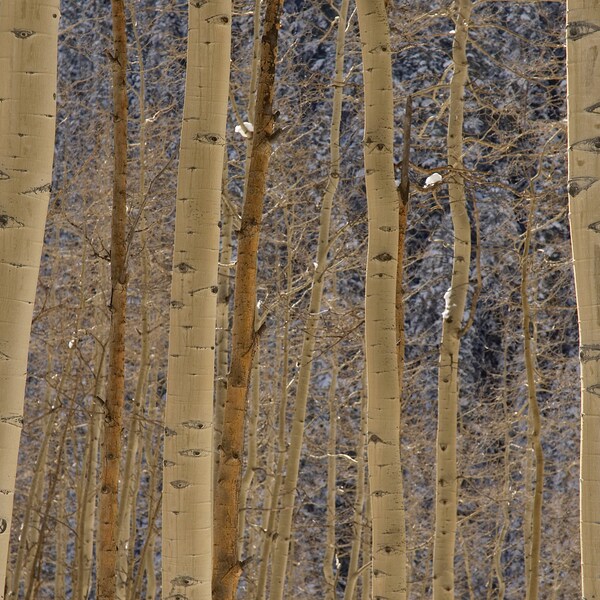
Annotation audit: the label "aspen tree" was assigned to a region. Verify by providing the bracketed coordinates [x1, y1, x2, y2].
[356, 0, 407, 597]
[97, 0, 128, 596]
[432, 0, 472, 597]
[566, 4, 600, 597]
[0, 1, 59, 592]
[162, 0, 231, 596]
[117, 8, 152, 595]
[268, 1, 349, 595]
[212, 0, 282, 596]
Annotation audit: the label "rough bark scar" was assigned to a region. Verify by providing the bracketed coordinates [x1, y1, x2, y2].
[568, 177, 598, 197]
[0, 214, 24, 228]
[570, 137, 600, 153]
[567, 21, 600, 41]
[0, 415, 23, 427]
[585, 101, 600, 114]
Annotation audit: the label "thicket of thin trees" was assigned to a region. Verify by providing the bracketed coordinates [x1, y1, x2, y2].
[0, 0, 587, 598]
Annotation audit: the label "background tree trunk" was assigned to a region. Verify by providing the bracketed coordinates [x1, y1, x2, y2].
[212, 0, 282, 597]
[97, 0, 128, 597]
[432, 0, 472, 597]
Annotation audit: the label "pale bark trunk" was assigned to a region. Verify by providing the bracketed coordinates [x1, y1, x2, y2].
[117, 8, 154, 590]
[75, 339, 107, 600]
[212, 0, 282, 596]
[238, 352, 260, 556]
[356, 0, 406, 597]
[268, 0, 348, 594]
[0, 2, 59, 592]
[162, 0, 231, 597]
[343, 370, 367, 600]
[97, 1, 128, 597]
[521, 193, 544, 600]
[254, 265, 291, 600]
[432, 1, 472, 597]
[566, 5, 600, 598]
[324, 349, 339, 600]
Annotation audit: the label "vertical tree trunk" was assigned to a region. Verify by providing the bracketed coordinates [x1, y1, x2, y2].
[212, 0, 282, 597]
[566, 6, 600, 598]
[268, 0, 349, 594]
[356, 0, 407, 597]
[162, 0, 231, 597]
[97, 0, 128, 597]
[0, 2, 59, 592]
[432, 0, 472, 597]
[521, 191, 544, 600]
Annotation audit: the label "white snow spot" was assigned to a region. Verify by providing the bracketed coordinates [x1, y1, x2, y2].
[442, 288, 453, 320]
[68, 339, 75, 349]
[235, 122, 254, 138]
[424, 172, 443, 188]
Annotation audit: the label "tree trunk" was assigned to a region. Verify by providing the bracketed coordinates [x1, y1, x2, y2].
[432, 1, 472, 598]
[566, 5, 600, 598]
[162, 0, 231, 598]
[0, 1, 59, 593]
[97, 0, 128, 597]
[356, 0, 407, 597]
[267, 0, 349, 594]
[212, 0, 282, 597]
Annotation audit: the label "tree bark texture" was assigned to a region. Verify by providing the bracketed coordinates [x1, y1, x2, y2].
[212, 0, 282, 598]
[356, 0, 407, 598]
[432, 0, 472, 598]
[566, 3, 600, 598]
[0, 2, 59, 595]
[162, 0, 231, 598]
[97, 1, 128, 597]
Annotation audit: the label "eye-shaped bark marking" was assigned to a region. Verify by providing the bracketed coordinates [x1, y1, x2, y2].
[181, 420, 206, 429]
[588, 221, 600, 233]
[179, 448, 209, 457]
[581, 345, 600, 362]
[570, 136, 600, 153]
[170, 576, 199, 587]
[194, 133, 225, 145]
[0, 415, 23, 427]
[586, 383, 600, 396]
[567, 20, 600, 41]
[206, 14, 229, 24]
[0, 519, 7, 534]
[170, 480, 191, 489]
[12, 29, 34, 39]
[568, 177, 598, 197]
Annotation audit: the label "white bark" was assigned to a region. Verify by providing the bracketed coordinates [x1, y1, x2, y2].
[0, 2, 59, 592]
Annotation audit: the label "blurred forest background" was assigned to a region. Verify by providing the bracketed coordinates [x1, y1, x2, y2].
[8, 0, 575, 598]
